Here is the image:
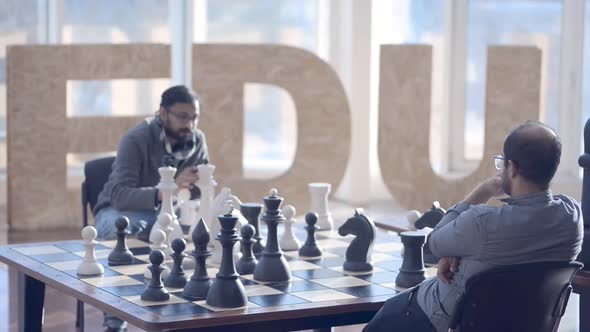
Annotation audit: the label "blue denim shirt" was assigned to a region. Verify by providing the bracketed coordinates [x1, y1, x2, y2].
[416, 191, 583, 332]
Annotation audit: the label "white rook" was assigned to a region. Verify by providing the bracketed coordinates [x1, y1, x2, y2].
[309, 183, 334, 230]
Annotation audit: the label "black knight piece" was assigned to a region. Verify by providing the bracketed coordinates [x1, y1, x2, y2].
[338, 209, 375, 272]
[414, 201, 446, 265]
[395, 231, 427, 288]
[299, 212, 322, 258]
[206, 206, 248, 308]
[240, 203, 265, 257]
[107, 216, 134, 266]
[183, 218, 212, 300]
[236, 224, 258, 275]
[164, 238, 189, 288]
[253, 189, 291, 282]
[141, 249, 170, 301]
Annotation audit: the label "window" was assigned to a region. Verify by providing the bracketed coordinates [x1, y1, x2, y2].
[203, 0, 319, 177]
[466, 0, 563, 160]
[0, 0, 38, 169]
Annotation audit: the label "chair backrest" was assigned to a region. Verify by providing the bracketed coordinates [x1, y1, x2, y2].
[449, 261, 583, 332]
[81, 156, 115, 226]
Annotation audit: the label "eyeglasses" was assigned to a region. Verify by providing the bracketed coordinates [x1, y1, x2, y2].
[494, 155, 505, 170]
[165, 108, 198, 123]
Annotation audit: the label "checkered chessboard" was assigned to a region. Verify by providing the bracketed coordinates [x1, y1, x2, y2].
[9, 224, 436, 318]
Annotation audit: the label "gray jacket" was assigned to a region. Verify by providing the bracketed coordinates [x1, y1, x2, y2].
[94, 117, 209, 214]
[416, 191, 583, 332]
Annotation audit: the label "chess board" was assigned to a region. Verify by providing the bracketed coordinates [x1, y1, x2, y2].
[0, 225, 436, 331]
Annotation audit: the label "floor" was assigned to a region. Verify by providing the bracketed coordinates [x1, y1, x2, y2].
[0, 200, 581, 332]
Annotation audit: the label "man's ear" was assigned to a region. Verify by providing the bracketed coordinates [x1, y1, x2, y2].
[509, 160, 518, 178]
[159, 106, 167, 120]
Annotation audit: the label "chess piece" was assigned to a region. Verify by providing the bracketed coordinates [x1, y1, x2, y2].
[164, 238, 189, 288]
[183, 218, 212, 300]
[206, 205, 248, 308]
[253, 189, 291, 282]
[280, 205, 300, 251]
[77, 226, 104, 276]
[190, 164, 217, 236]
[405, 210, 422, 230]
[141, 250, 170, 301]
[414, 202, 446, 265]
[144, 229, 171, 279]
[108, 216, 134, 266]
[156, 213, 174, 255]
[179, 198, 199, 226]
[240, 202, 264, 257]
[299, 212, 322, 257]
[308, 182, 334, 230]
[210, 195, 247, 264]
[236, 224, 257, 275]
[338, 209, 376, 272]
[395, 231, 427, 288]
[150, 166, 183, 241]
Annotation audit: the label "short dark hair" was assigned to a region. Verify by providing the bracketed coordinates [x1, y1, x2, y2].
[503, 121, 561, 189]
[160, 85, 199, 108]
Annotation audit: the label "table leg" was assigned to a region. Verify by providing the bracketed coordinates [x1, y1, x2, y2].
[18, 273, 45, 332]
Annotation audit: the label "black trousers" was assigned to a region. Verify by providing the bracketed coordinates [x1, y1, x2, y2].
[363, 287, 437, 332]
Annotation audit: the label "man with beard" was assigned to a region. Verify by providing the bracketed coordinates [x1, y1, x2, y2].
[364, 121, 583, 332]
[94, 85, 209, 242]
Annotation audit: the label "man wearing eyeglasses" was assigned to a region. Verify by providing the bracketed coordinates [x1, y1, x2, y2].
[364, 121, 583, 332]
[93, 85, 208, 331]
[94, 85, 209, 242]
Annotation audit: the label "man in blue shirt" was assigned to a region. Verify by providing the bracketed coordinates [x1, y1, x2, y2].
[364, 121, 583, 332]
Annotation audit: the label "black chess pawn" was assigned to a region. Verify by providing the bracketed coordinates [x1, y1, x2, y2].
[183, 218, 213, 300]
[253, 189, 291, 282]
[236, 224, 258, 275]
[108, 216, 134, 266]
[141, 249, 170, 301]
[206, 206, 248, 308]
[395, 231, 427, 288]
[240, 203, 264, 257]
[164, 238, 188, 288]
[299, 212, 322, 258]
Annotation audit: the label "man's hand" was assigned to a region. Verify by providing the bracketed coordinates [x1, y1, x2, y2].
[175, 166, 200, 191]
[463, 175, 504, 205]
[437, 257, 460, 284]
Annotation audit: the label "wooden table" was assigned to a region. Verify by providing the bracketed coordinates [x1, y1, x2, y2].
[0, 234, 412, 332]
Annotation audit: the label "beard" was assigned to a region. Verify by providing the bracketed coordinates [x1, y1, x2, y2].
[164, 125, 192, 142]
[501, 168, 512, 196]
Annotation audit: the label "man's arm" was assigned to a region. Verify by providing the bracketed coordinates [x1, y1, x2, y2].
[429, 175, 502, 258]
[110, 135, 159, 211]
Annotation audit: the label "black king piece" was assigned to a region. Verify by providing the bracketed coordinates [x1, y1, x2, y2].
[253, 188, 291, 282]
[205, 204, 247, 308]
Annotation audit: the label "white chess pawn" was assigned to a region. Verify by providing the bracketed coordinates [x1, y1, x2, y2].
[156, 213, 174, 255]
[405, 210, 422, 230]
[144, 229, 171, 280]
[308, 182, 334, 230]
[280, 205, 301, 251]
[77, 226, 104, 276]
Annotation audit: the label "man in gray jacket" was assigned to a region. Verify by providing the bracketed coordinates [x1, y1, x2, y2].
[364, 121, 583, 332]
[94, 85, 209, 241]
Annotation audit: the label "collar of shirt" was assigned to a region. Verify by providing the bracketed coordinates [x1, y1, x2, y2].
[500, 190, 553, 206]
